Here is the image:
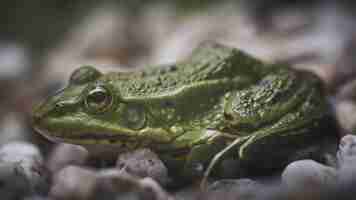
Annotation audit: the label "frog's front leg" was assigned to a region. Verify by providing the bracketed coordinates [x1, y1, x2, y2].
[202, 109, 333, 188]
[174, 130, 237, 179]
[176, 130, 223, 178]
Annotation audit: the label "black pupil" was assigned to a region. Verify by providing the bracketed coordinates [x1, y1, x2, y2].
[89, 91, 107, 104]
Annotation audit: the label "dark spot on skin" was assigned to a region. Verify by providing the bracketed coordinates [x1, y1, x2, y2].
[168, 65, 177, 72]
[159, 68, 167, 74]
[54, 102, 66, 111]
[163, 101, 175, 107]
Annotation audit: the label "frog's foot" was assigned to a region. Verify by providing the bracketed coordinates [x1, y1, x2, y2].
[200, 136, 250, 190]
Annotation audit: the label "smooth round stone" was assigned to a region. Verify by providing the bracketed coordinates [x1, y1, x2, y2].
[46, 143, 89, 173]
[94, 168, 172, 200]
[202, 179, 263, 200]
[139, 178, 173, 200]
[0, 142, 49, 197]
[337, 134, 356, 166]
[0, 162, 34, 199]
[116, 149, 169, 186]
[0, 142, 42, 163]
[50, 166, 97, 200]
[0, 44, 29, 79]
[336, 135, 356, 186]
[282, 160, 337, 198]
[23, 196, 50, 200]
[335, 100, 356, 133]
[0, 113, 28, 146]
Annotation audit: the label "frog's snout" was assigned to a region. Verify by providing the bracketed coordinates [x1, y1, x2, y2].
[31, 102, 46, 126]
[31, 99, 54, 127]
[32, 109, 41, 125]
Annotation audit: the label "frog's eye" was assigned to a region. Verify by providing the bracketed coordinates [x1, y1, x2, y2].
[70, 66, 102, 85]
[85, 86, 113, 113]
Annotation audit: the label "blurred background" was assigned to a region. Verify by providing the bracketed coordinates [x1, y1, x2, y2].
[2, 0, 356, 179]
[3, 1, 356, 199]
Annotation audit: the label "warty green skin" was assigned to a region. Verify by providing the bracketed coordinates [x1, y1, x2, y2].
[32, 42, 337, 181]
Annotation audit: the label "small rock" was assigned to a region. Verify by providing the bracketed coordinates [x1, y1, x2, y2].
[282, 160, 337, 199]
[94, 168, 173, 200]
[46, 143, 89, 173]
[0, 43, 29, 79]
[0, 113, 29, 146]
[337, 78, 356, 101]
[50, 166, 97, 200]
[139, 178, 174, 200]
[336, 134, 356, 187]
[0, 142, 49, 198]
[201, 179, 263, 200]
[334, 100, 356, 133]
[337, 134, 356, 167]
[0, 142, 43, 164]
[116, 149, 169, 186]
[94, 168, 142, 200]
[0, 162, 34, 200]
[23, 195, 50, 200]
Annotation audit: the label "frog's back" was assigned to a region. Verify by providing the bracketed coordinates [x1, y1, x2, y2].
[103, 42, 267, 100]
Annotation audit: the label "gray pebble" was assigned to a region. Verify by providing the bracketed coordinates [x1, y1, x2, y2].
[282, 160, 337, 199]
[0, 142, 43, 164]
[94, 168, 173, 200]
[94, 168, 143, 200]
[50, 166, 173, 200]
[173, 184, 199, 200]
[336, 134, 356, 185]
[337, 134, 356, 166]
[0, 162, 34, 199]
[202, 179, 262, 200]
[0, 113, 29, 146]
[116, 149, 169, 186]
[139, 178, 174, 200]
[50, 166, 97, 200]
[0, 142, 49, 198]
[335, 100, 356, 133]
[46, 143, 89, 173]
[0, 44, 29, 79]
[23, 195, 51, 200]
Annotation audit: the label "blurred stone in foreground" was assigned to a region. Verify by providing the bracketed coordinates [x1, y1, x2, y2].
[281, 160, 337, 199]
[337, 135, 356, 180]
[50, 166, 97, 200]
[333, 77, 356, 133]
[50, 166, 173, 200]
[334, 100, 356, 134]
[0, 43, 29, 80]
[0, 142, 49, 199]
[46, 143, 89, 174]
[116, 149, 170, 186]
[95, 169, 173, 200]
[0, 113, 29, 146]
[202, 179, 262, 200]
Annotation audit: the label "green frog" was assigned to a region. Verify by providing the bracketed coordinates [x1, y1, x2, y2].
[32, 42, 337, 186]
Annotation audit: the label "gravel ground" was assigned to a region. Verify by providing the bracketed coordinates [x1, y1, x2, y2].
[2, 1, 356, 199]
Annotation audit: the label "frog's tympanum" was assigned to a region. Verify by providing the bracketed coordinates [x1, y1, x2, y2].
[32, 42, 337, 185]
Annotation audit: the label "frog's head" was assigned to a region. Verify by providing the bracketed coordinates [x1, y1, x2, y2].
[32, 66, 152, 149]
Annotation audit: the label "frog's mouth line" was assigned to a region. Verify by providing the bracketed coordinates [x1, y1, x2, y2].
[34, 126, 137, 145]
[34, 127, 191, 159]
